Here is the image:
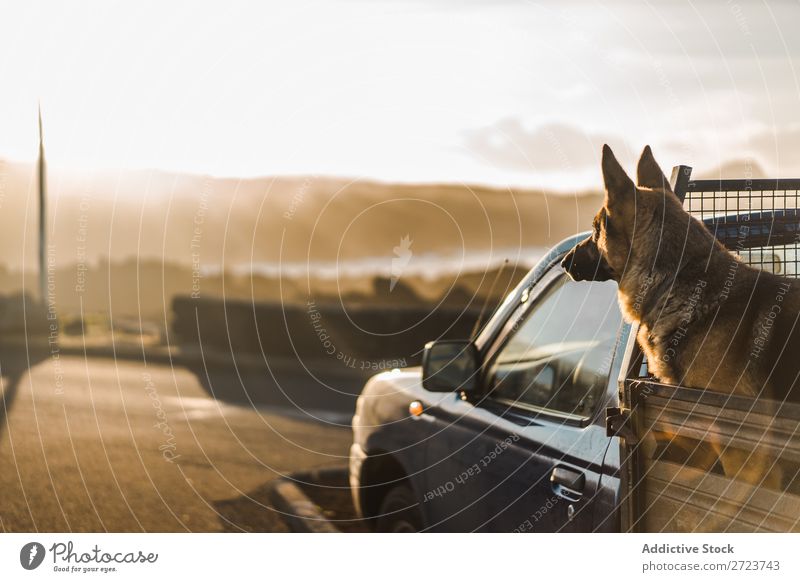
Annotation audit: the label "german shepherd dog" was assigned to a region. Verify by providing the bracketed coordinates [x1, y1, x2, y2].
[561, 145, 800, 524]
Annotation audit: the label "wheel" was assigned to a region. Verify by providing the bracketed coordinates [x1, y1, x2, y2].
[374, 483, 423, 532]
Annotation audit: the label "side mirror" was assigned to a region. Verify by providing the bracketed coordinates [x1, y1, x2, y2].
[422, 340, 480, 393]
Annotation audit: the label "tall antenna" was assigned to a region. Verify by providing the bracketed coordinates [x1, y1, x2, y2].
[38, 103, 47, 302]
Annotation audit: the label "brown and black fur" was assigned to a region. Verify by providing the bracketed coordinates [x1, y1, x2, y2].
[562, 144, 800, 403]
[562, 145, 800, 513]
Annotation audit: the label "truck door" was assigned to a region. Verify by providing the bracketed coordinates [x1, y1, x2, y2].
[425, 267, 623, 531]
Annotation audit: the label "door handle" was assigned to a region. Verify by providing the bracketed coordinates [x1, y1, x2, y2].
[550, 466, 585, 502]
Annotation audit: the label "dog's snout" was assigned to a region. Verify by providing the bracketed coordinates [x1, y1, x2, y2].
[561, 249, 575, 271]
[562, 246, 586, 281]
[561, 238, 615, 282]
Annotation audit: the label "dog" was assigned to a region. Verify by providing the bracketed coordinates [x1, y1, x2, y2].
[562, 144, 800, 403]
[561, 145, 799, 529]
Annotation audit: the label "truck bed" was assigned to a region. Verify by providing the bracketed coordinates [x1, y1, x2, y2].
[624, 380, 800, 532]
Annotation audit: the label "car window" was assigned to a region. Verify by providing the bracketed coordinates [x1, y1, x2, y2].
[486, 272, 622, 419]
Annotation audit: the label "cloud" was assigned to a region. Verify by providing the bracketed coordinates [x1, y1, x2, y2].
[678, 124, 800, 179]
[747, 125, 800, 175]
[463, 119, 626, 175]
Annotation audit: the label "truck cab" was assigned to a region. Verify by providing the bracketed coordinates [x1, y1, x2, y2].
[350, 233, 629, 532]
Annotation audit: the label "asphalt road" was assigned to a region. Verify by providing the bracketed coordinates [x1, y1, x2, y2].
[0, 346, 370, 532]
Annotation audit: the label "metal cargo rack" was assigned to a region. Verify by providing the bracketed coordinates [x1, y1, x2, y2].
[614, 165, 800, 532]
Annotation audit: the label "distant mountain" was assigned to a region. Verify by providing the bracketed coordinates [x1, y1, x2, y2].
[695, 159, 768, 180]
[0, 159, 603, 272]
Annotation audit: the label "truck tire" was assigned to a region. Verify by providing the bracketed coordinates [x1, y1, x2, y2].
[375, 483, 422, 532]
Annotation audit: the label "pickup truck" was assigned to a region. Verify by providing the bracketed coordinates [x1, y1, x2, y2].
[349, 165, 800, 532]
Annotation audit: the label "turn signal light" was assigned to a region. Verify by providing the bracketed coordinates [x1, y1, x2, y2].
[409, 401, 424, 417]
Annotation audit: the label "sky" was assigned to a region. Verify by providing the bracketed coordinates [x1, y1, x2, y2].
[1, 0, 800, 190]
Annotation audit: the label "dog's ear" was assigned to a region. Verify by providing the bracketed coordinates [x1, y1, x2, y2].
[637, 145, 670, 191]
[602, 144, 635, 216]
